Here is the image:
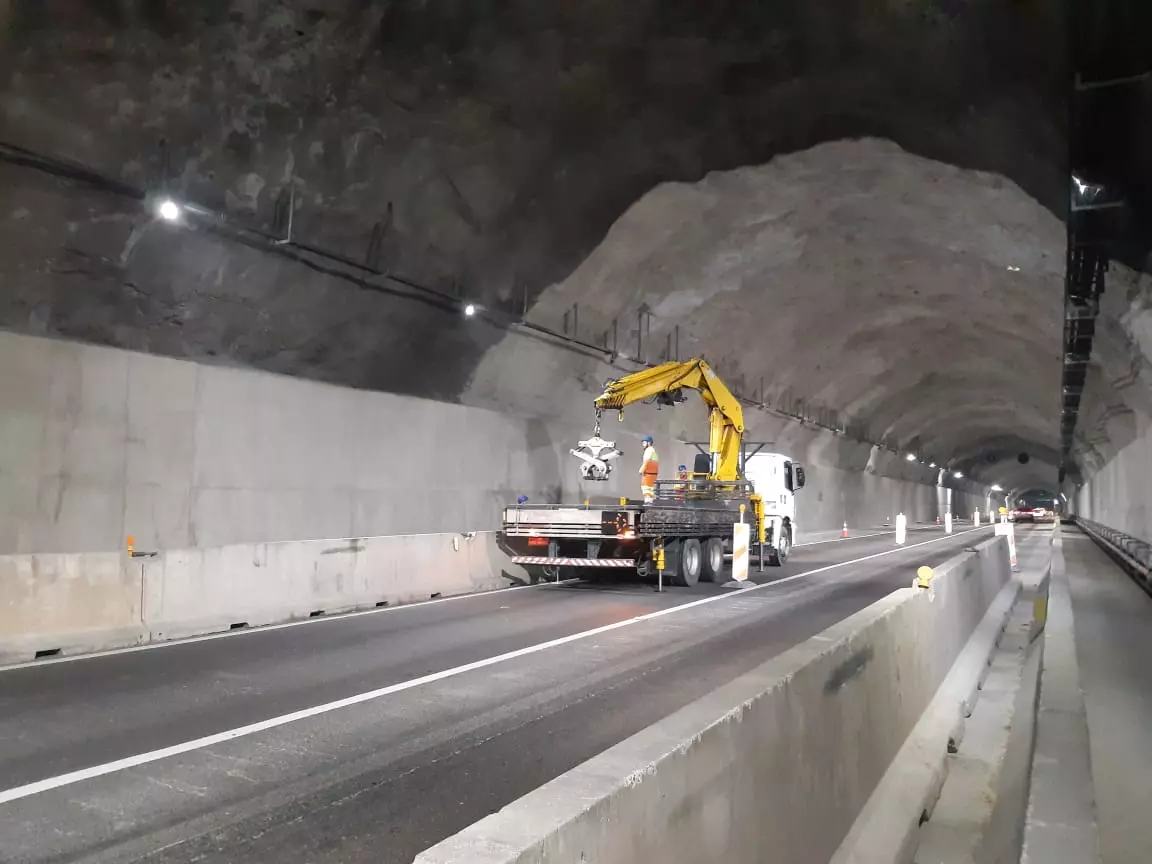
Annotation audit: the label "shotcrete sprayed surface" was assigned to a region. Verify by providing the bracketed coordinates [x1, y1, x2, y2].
[467, 139, 1065, 490]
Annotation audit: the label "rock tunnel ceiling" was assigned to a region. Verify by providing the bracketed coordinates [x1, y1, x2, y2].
[0, 0, 1146, 485]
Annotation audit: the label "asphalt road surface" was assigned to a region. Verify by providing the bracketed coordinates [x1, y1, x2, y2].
[0, 524, 998, 864]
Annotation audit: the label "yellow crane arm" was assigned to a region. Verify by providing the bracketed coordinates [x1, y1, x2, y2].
[593, 359, 745, 480]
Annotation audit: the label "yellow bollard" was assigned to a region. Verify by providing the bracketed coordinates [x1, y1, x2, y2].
[126, 535, 135, 557]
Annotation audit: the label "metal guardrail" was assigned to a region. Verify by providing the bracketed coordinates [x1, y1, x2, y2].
[1072, 516, 1152, 595]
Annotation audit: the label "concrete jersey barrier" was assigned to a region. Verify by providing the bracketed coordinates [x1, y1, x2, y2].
[0, 531, 529, 664]
[415, 536, 1012, 864]
[0, 551, 147, 662]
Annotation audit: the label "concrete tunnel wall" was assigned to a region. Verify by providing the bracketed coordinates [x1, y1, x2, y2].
[0, 327, 973, 556]
[1070, 266, 1152, 539]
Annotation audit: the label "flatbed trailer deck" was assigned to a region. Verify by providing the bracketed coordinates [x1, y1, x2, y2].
[502, 479, 782, 586]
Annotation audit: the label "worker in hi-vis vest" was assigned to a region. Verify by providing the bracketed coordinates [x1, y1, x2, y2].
[639, 435, 659, 503]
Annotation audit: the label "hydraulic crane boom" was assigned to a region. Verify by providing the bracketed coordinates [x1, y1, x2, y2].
[593, 358, 745, 481]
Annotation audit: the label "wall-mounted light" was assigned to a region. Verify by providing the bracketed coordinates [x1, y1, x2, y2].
[928, 462, 936, 468]
[463, 303, 477, 318]
[991, 484, 1003, 492]
[905, 453, 917, 462]
[156, 198, 181, 222]
[953, 471, 964, 479]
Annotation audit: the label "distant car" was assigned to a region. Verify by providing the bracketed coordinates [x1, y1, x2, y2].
[1032, 507, 1054, 523]
[1008, 508, 1034, 523]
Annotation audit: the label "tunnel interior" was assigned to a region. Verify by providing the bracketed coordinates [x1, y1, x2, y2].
[1, 0, 1151, 548]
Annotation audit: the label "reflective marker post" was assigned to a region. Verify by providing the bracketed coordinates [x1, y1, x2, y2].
[732, 523, 750, 583]
[945, 512, 953, 534]
[994, 520, 1019, 571]
[895, 513, 907, 545]
[974, 510, 981, 527]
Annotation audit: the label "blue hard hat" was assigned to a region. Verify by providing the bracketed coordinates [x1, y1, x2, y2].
[641, 435, 653, 444]
[517, 495, 529, 504]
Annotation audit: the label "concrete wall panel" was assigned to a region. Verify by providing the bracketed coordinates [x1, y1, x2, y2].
[1077, 427, 1152, 540]
[0, 532, 528, 662]
[0, 552, 146, 662]
[0, 329, 966, 555]
[142, 531, 522, 642]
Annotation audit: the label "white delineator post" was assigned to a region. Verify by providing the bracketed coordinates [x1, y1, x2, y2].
[731, 523, 750, 582]
[994, 519, 1019, 571]
[944, 512, 953, 534]
[974, 510, 981, 527]
[895, 513, 907, 546]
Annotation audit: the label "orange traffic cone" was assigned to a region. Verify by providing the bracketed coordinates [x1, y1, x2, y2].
[936, 515, 941, 525]
[841, 521, 849, 538]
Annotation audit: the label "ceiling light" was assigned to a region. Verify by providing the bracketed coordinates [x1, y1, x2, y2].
[156, 198, 181, 222]
[905, 453, 917, 462]
[953, 471, 964, 479]
[991, 484, 1003, 492]
[463, 303, 477, 317]
[1006, 265, 1020, 272]
[929, 462, 936, 468]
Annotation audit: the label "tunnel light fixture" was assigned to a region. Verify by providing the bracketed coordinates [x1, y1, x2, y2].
[463, 302, 477, 318]
[991, 484, 1003, 492]
[928, 462, 937, 468]
[1006, 265, 1021, 272]
[905, 453, 917, 462]
[954, 471, 964, 479]
[156, 198, 182, 222]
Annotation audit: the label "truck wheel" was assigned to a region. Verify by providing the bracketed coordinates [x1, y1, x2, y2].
[674, 538, 702, 587]
[700, 537, 725, 582]
[768, 527, 792, 567]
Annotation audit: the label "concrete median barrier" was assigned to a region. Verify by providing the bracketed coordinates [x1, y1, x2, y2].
[143, 530, 530, 641]
[415, 536, 1014, 864]
[0, 552, 146, 664]
[0, 532, 530, 662]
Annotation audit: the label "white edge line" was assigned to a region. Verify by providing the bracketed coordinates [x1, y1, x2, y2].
[0, 524, 994, 806]
[0, 579, 582, 671]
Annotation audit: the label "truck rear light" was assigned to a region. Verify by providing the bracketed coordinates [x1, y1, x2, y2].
[617, 529, 636, 539]
[527, 536, 548, 547]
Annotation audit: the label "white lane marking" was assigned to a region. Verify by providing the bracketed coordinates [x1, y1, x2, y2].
[794, 524, 943, 547]
[0, 525, 993, 805]
[0, 579, 581, 672]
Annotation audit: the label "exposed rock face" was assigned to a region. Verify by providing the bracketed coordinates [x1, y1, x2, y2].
[466, 138, 1067, 489]
[1, 0, 1064, 406]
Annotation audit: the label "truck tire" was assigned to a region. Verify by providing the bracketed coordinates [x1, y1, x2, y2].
[674, 538, 702, 587]
[701, 537, 725, 582]
[768, 526, 792, 567]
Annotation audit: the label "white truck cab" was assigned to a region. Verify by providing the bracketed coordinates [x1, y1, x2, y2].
[743, 452, 805, 554]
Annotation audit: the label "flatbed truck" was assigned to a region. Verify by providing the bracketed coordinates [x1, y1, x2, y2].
[500, 359, 805, 587]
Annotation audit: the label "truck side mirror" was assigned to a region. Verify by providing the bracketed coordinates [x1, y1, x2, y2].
[795, 465, 806, 489]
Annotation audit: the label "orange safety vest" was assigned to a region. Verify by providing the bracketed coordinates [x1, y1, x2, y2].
[641, 445, 659, 485]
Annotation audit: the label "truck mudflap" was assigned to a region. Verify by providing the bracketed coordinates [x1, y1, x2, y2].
[510, 556, 638, 567]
